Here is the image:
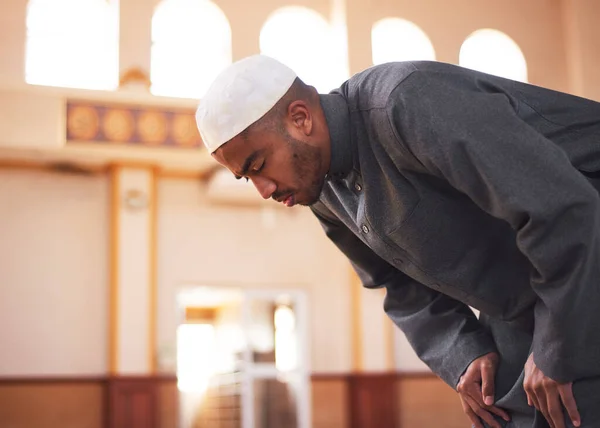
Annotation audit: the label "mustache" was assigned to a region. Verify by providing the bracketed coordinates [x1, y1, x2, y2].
[271, 189, 294, 201]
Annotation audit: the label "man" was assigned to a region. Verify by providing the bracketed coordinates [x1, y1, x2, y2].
[195, 54, 600, 428]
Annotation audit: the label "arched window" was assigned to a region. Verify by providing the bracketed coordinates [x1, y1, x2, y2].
[459, 29, 528, 82]
[371, 18, 436, 65]
[260, 6, 348, 94]
[25, 0, 119, 90]
[151, 0, 232, 99]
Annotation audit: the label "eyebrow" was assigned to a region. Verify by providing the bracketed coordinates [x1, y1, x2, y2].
[234, 151, 260, 179]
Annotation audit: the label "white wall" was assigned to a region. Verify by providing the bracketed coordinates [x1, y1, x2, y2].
[156, 178, 353, 373]
[0, 170, 375, 377]
[0, 0, 26, 86]
[0, 169, 108, 375]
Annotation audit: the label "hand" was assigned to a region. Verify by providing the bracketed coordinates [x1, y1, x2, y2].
[457, 352, 510, 428]
[523, 353, 580, 428]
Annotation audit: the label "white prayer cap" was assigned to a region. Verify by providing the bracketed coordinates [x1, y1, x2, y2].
[195, 54, 297, 153]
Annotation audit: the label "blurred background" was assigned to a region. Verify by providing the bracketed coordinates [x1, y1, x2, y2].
[0, 0, 598, 427]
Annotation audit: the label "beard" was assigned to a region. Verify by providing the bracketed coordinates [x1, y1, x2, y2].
[272, 133, 325, 206]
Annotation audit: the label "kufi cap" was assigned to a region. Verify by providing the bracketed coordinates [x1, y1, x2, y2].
[196, 54, 297, 153]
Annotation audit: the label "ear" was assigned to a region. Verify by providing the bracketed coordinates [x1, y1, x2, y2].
[288, 100, 313, 136]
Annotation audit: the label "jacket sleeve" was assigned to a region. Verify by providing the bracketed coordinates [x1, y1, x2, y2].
[388, 70, 600, 383]
[310, 203, 497, 387]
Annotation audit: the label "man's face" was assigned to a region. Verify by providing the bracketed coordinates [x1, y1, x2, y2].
[212, 125, 326, 207]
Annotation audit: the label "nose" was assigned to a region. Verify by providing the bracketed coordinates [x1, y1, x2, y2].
[250, 176, 276, 199]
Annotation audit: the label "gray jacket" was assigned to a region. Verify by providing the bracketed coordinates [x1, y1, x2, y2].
[310, 61, 600, 388]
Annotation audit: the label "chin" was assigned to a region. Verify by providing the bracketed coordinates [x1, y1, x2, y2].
[295, 175, 326, 206]
[299, 198, 318, 207]
[302, 187, 325, 206]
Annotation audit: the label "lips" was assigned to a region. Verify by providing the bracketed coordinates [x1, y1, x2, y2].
[283, 194, 295, 207]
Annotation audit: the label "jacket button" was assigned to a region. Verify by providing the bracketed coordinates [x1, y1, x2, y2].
[354, 183, 362, 191]
[361, 224, 369, 233]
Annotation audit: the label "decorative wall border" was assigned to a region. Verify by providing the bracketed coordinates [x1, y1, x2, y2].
[66, 100, 203, 149]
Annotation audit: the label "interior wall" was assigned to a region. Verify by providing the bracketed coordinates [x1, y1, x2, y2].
[347, 0, 569, 91]
[216, 0, 333, 61]
[0, 169, 108, 376]
[0, 0, 582, 97]
[359, 287, 389, 371]
[0, 169, 357, 377]
[0, 0, 26, 86]
[156, 177, 353, 373]
[561, 0, 600, 101]
[0, 0, 598, 425]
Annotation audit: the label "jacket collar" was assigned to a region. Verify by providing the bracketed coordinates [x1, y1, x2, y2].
[320, 93, 353, 180]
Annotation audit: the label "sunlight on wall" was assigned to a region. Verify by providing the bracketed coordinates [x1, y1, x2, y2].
[151, 0, 232, 99]
[459, 29, 528, 82]
[25, 0, 119, 90]
[260, 6, 348, 93]
[371, 18, 436, 65]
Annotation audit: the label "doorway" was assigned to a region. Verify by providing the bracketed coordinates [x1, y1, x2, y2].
[175, 286, 311, 428]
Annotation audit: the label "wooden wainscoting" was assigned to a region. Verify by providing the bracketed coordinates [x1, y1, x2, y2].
[0, 375, 178, 428]
[106, 376, 179, 428]
[108, 377, 158, 428]
[348, 373, 398, 428]
[0, 372, 466, 428]
[0, 377, 107, 428]
[311, 375, 350, 428]
[312, 372, 399, 428]
[312, 372, 468, 428]
[396, 373, 470, 428]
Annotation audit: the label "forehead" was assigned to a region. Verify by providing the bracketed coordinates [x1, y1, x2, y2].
[212, 135, 253, 169]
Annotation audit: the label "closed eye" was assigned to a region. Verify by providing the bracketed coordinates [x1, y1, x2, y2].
[253, 160, 265, 173]
[238, 160, 265, 182]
